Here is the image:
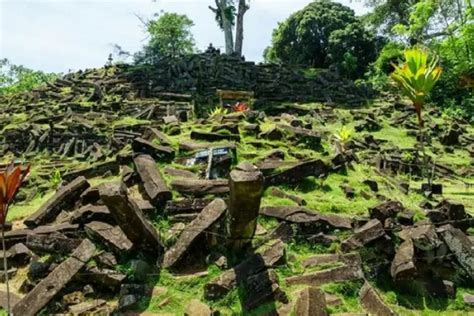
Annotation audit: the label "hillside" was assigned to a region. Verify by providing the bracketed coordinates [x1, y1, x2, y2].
[0, 54, 473, 315]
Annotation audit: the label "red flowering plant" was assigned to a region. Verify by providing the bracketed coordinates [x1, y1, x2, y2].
[0, 162, 30, 313]
[232, 102, 249, 112]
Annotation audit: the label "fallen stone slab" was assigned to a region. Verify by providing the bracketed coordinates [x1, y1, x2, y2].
[85, 221, 134, 255]
[264, 159, 327, 187]
[164, 166, 198, 179]
[62, 161, 120, 182]
[26, 233, 82, 255]
[24, 176, 90, 227]
[302, 253, 361, 269]
[204, 239, 285, 300]
[99, 182, 164, 258]
[68, 204, 112, 226]
[134, 154, 172, 207]
[294, 287, 328, 316]
[171, 179, 229, 197]
[4, 223, 80, 248]
[12, 239, 96, 316]
[341, 219, 385, 251]
[191, 130, 240, 142]
[163, 199, 227, 269]
[359, 281, 397, 316]
[5, 243, 36, 266]
[390, 239, 416, 282]
[68, 299, 107, 315]
[132, 137, 175, 162]
[184, 299, 212, 316]
[464, 293, 474, 306]
[286, 264, 364, 286]
[143, 127, 172, 146]
[83, 267, 127, 291]
[398, 223, 440, 251]
[270, 187, 307, 206]
[94, 251, 118, 269]
[243, 269, 288, 311]
[0, 290, 21, 312]
[164, 198, 213, 215]
[178, 140, 236, 153]
[438, 224, 474, 278]
[260, 206, 352, 230]
[369, 200, 404, 222]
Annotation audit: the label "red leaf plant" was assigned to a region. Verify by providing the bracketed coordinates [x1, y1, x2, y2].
[0, 162, 29, 314]
[232, 102, 249, 112]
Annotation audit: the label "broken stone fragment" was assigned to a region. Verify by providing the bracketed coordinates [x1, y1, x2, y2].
[438, 224, 474, 279]
[68, 204, 112, 226]
[359, 281, 397, 316]
[85, 221, 134, 256]
[184, 299, 212, 316]
[26, 233, 82, 255]
[242, 269, 288, 311]
[133, 154, 172, 207]
[264, 159, 327, 187]
[293, 287, 328, 316]
[171, 178, 229, 196]
[398, 223, 440, 251]
[142, 127, 172, 146]
[270, 187, 307, 206]
[99, 182, 164, 258]
[341, 219, 385, 251]
[132, 137, 175, 162]
[68, 299, 108, 315]
[204, 239, 285, 300]
[12, 239, 96, 316]
[369, 200, 404, 222]
[390, 239, 416, 281]
[191, 130, 240, 142]
[163, 199, 227, 269]
[286, 263, 364, 287]
[227, 162, 264, 250]
[24, 176, 90, 227]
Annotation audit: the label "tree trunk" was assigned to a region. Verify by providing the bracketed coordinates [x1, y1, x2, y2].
[234, 0, 248, 56]
[219, 0, 234, 55]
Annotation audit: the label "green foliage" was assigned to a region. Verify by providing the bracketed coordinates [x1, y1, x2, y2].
[264, 0, 377, 77]
[50, 169, 62, 189]
[208, 106, 228, 119]
[391, 48, 442, 108]
[134, 12, 196, 64]
[0, 59, 58, 95]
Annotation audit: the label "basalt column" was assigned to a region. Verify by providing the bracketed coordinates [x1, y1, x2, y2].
[227, 162, 264, 250]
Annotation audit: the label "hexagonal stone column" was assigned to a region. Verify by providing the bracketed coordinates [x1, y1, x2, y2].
[227, 162, 264, 250]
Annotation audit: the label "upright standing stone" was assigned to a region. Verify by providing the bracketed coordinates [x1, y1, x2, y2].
[99, 182, 164, 258]
[227, 162, 264, 250]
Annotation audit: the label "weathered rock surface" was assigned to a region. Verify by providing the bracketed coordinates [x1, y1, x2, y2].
[294, 287, 328, 316]
[85, 221, 133, 255]
[359, 281, 397, 316]
[171, 178, 229, 196]
[264, 160, 327, 187]
[390, 239, 416, 281]
[163, 199, 227, 269]
[134, 154, 172, 207]
[26, 233, 82, 255]
[12, 239, 96, 316]
[99, 182, 164, 257]
[341, 219, 385, 251]
[438, 224, 474, 278]
[24, 176, 90, 227]
[132, 137, 174, 162]
[227, 162, 264, 249]
[184, 299, 212, 316]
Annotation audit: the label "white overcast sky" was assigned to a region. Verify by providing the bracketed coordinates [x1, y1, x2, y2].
[0, 0, 369, 73]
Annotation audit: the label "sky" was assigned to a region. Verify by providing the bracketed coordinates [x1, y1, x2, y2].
[0, 0, 369, 73]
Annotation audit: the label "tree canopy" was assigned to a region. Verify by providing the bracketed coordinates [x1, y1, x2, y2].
[134, 12, 196, 64]
[264, 0, 377, 76]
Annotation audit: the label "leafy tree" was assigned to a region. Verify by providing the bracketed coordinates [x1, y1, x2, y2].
[134, 12, 196, 64]
[264, 0, 377, 76]
[0, 59, 58, 95]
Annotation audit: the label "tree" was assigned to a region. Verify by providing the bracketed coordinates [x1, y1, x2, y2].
[264, 0, 377, 75]
[134, 12, 196, 63]
[209, 0, 250, 56]
[0, 59, 58, 95]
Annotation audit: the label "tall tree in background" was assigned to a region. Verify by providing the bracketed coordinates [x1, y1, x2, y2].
[134, 12, 196, 64]
[209, 0, 250, 56]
